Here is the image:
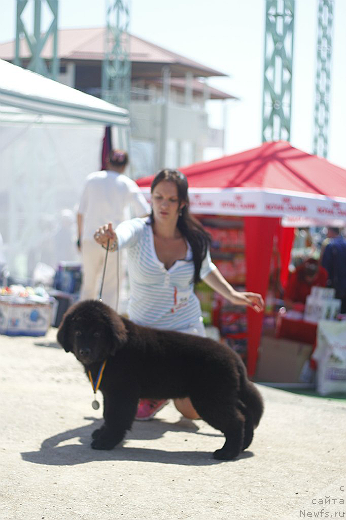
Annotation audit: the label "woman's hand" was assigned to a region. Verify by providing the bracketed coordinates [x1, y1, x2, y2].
[229, 291, 264, 313]
[94, 222, 117, 250]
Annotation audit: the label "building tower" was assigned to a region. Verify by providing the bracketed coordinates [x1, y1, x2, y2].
[14, 0, 59, 80]
[313, 0, 334, 158]
[102, 0, 131, 153]
[262, 0, 295, 142]
[102, 0, 131, 111]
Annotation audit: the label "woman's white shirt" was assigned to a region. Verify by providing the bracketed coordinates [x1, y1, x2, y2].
[115, 217, 216, 331]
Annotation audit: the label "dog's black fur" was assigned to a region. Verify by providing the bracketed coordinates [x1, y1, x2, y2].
[57, 300, 264, 460]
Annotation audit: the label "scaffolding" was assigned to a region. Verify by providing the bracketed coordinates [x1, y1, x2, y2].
[102, 0, 131, 111]
[14, 0, 59, 80]
[262, 0, 295, 142]
[313, 0, 334, 158]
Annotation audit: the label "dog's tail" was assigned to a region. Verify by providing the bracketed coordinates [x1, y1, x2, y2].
[237, 360, 264, 428]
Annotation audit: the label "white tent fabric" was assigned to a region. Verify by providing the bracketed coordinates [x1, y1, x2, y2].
[0, 60, 129, 282]
[0, 59, 129, 126]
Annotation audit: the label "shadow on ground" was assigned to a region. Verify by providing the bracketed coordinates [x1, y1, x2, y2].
[21, 416, 253, 467]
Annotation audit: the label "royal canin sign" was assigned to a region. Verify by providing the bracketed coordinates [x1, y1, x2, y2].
[316, 201, 346, 218]
[220, 194, 257, 211]
[265, 196, 308, 214]
[140, 187, 346, 222]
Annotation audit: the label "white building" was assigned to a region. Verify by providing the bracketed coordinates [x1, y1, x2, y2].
[0, 30, 236, 282]
[0, 28, 236, 177]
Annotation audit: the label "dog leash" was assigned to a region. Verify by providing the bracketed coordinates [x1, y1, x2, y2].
[86, 239, 110, 410]
[98, 239, 110, 301]
[98, 238, 120, 310]
[89, 238, 120, 410]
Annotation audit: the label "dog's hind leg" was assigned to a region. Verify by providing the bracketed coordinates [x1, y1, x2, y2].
[213, 414, 245, 461]
[191, 397, 245, 460]
[237, 400, 254, 451]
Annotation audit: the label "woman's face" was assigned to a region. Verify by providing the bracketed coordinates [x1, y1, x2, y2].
[151, 180, 185, 223]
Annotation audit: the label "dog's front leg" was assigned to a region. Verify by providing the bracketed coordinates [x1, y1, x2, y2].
[91, 390, 139, 450]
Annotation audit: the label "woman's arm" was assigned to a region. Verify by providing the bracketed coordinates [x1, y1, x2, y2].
[203, 267, 264, 313]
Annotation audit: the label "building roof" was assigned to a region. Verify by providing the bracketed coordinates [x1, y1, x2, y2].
[0, 27, 227, 79]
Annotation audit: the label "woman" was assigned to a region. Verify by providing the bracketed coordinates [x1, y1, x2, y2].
[94, 169, 264, 420]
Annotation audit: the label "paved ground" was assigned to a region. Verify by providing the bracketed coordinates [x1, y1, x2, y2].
[1, 328, 345, 520]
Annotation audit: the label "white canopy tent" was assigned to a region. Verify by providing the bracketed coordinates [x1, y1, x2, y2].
[0, 59, 129, 126]
[0, 59, 129, 281]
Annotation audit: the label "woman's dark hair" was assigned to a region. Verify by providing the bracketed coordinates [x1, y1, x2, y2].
[150, 169, 211, 284]
[108, 149, 129, 168]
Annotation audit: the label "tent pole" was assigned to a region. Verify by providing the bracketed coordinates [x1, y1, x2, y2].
[245, 216, 280, 378]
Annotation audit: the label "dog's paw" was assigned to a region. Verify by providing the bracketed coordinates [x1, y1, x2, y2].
[91, 427, 104, 440]
[213, 448, 239, 461]
[91, 428, 125, 450]
[91, 437, 116, 450]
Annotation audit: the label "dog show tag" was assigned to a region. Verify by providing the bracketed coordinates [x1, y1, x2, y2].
[92, 399, 100, 410]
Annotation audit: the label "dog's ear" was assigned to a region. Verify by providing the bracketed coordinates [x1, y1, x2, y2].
[105, 310, 128, 355]
[57, 309, 74, 352]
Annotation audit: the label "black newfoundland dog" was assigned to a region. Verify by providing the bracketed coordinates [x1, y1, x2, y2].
[57, 300, 264, 460]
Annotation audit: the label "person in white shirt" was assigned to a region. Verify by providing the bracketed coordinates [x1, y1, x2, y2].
[0, 231, 7, 285]
[77, 149, 149, 310]
[94, 169, 264, 420]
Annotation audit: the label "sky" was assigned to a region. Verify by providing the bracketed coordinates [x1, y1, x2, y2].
[1, 0, 346, 169]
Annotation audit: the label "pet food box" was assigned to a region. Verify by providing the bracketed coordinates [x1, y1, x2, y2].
[312, 320, 346, 396]
[0, 297, 51, 336]
[304, 297, 341, 323]
[304, 286, 341, 323]
[255, 335, 313, 384]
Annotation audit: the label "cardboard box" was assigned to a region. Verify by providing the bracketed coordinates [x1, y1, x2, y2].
[255, 335, 313, 384]
[0, 300, 51, 336]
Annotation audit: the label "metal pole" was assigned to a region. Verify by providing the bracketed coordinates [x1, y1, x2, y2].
[159, 65, 170, 169]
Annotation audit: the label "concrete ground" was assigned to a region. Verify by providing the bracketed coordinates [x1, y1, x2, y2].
[1, 327, 345, 520]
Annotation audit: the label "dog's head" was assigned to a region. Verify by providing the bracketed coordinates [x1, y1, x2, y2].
[57, 300, 128, 365]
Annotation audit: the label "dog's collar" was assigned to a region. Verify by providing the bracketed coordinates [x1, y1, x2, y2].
[88, 361, 107, 410]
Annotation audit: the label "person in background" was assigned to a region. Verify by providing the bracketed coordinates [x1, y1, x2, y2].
[284, 257, 328, 311]
[321, 227, 346, 313]
[94, 169, 264, 421]
[0, 231, 7, 285]
[77, 149, 150, 310]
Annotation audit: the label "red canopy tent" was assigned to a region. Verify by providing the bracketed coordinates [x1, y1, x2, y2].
[137, 141, 346, 377]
